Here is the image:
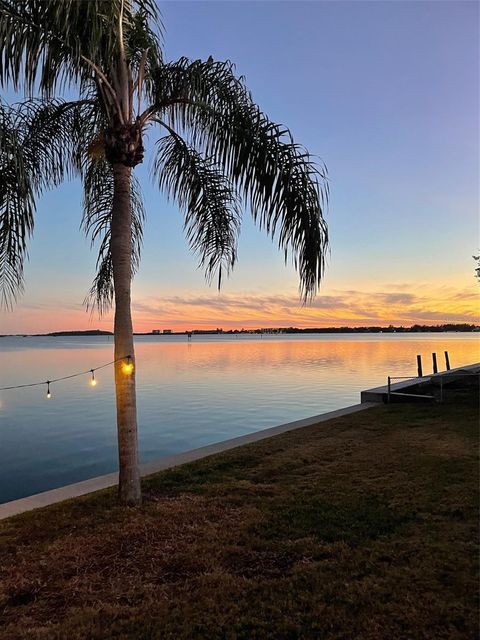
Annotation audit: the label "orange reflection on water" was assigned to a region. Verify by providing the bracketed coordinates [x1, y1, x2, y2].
[2, 335, 478, 392]
[135, 334, 478, 384]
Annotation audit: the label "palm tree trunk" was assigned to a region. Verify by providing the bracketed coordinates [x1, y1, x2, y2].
[111, 163, 141, 506]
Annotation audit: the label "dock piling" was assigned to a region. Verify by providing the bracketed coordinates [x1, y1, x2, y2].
[417, 355, 423, 377]
[444, 351, 451, 371]
[432, 352, 438, 374]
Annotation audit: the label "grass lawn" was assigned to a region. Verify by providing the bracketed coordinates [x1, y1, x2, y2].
[0, 390, 478, 639]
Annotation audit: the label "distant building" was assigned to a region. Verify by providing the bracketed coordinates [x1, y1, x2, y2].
[152, 329, 161, 335]
[163, 329, 172, 334]
[192, 328, 224, 335]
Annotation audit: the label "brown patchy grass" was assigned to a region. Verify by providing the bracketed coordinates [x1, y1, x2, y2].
[0, 390, 478, 639]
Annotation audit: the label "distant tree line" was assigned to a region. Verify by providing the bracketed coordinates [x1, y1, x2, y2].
[239, 324, 478, 334]
[141, 323, 478, 335]
[2, 324, 477, 338]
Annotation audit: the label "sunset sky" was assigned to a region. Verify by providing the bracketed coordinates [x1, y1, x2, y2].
[1, 0, 478, 334]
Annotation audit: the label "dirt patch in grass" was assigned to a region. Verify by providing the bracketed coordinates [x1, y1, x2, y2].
[0, 390, 478, 639]
[389, 428, 472, 458]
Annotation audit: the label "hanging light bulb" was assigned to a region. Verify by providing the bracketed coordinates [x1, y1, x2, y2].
[46, 381, 51, 399]
[122, 355, 134, 375]
[90, 369, 97, 386]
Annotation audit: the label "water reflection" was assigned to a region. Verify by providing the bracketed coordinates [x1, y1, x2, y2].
[0, 334, 478, 502]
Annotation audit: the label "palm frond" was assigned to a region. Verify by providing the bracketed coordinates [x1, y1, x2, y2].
[146, 57, 246, 122]
[153, 133, 240, 287]
[82, 159, 145, 314]
[17, 98, 100, 185]
[0, 97, 102, 307]
[149, 58, 329, 299]
[125, 8, 163, 71]
[0, 102, 34, 306]
[0, 0, 163, 96]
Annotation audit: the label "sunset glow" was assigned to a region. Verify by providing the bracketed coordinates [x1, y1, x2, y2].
[0, 1, 478, 335]
[3, 278, 478, 335]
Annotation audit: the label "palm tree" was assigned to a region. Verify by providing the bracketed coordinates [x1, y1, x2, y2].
[0, 0, 328, 506]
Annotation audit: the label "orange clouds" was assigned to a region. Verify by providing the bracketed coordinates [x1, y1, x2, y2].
[2, 282, 478, 334]
[130, 283, 479, 332]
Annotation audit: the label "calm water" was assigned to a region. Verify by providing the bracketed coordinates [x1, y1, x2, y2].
[0, 333, 478, 503]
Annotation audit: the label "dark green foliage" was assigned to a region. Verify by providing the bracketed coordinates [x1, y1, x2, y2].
[0, 0, 161, 94]
[151, 58, 329, 299]
[0, 102, 34, 306]
[0, 1, 328, 311]
[0, 98, 93, 305]
[154, 134, 240, 287]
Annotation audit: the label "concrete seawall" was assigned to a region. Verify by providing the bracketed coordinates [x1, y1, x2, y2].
[0, 402, 376, 520]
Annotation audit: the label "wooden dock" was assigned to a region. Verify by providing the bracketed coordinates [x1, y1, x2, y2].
[361, 362, 480, 404]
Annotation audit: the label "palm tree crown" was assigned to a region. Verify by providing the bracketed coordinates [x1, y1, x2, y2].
[0, 0, 329, 505]
[0, 0, 328, 308]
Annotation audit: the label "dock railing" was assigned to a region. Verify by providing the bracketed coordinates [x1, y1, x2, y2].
[387, 371, 479, 404]
[386, 376, 436, 403]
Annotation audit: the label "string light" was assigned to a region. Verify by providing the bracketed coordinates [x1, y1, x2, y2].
[122, 355, 134, 375]
[0, 355, 132, 397]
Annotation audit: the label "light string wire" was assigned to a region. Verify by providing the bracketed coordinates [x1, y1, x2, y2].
[0, 355, 132, 391]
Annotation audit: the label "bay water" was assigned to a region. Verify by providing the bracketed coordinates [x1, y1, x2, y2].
[0, 333, 477, 503]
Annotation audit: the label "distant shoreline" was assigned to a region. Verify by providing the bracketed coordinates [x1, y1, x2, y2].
[1, 324, 478, 337]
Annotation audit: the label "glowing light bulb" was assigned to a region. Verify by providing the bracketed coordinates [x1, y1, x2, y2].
[90, 370, 97, 386]
[122, 356, 134, 375]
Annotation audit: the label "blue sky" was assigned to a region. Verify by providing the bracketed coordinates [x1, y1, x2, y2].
[1, 0, 478, 332]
